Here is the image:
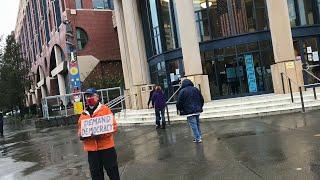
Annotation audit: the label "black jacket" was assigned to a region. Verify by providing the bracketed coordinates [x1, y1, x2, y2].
[176, 79, 204, 115]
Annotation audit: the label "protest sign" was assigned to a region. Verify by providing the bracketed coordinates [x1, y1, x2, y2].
[81, 115, 114, 137]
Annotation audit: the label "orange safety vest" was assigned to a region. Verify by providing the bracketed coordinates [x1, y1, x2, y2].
[78, 103, 117, 151]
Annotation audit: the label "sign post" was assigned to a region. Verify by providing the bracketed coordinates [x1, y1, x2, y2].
[65, 20, 83, 114]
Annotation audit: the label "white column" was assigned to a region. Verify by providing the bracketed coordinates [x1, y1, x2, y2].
[174, 0, 211, 101]
[41, 86, 47, 98]
[266, 0, 295, 63]
[122, 0, 150, 86]
[266, 0, 303, 93]
[57, 74, 66, 95]
[114, 0, 133, 90]
[175, 0, 203, 76]
[54, 46, 63, 64]
[31, 92, 37, 105]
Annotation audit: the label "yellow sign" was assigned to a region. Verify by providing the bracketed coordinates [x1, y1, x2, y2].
[285, 62, 295, 69]
[74, 102, 83, 114]
[70, 67, 79, 75]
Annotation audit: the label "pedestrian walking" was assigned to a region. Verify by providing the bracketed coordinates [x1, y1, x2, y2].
[152, 86, 166, 129]
[148, 86, 155, 108]
[78, 88, 120, 180]
[0, 110, 3, 137]
[176, 79, 204, 143]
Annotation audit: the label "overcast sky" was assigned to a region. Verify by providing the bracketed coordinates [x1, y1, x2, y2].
[0, 0, 20, 38]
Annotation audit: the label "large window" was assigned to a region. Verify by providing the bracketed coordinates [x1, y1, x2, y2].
[194, 0, 211, 41]
[32, 0, 42, 53]
[41, 0, 50, 43]
[76, 28, 88, 50]
[53, 0, 62, 29]
[92, 0, 114, 9]
[298, 0, 315, 25]
[287, 0, 298, 26]
[150, 0, 162, 54]
[75, 0, 83, 9]
[287, 0, 320, 27]
[160, 0, 176, 50]
[318, 0, 320, 17]
[140, 0, 181, 57]
[194, 0, 269, 41]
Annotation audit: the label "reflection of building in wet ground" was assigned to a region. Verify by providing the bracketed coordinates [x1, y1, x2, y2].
[4, 111, 320, 178]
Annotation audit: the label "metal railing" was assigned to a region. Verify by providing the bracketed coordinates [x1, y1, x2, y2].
[42, 87, 124, 119]
[280, 72, 320, 113]
[303, 69, 320, 83]
[165, 85, 182, 125]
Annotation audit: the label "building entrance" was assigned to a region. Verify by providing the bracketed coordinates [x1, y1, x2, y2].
[212, 53, 271, 99]
[294, 36, 320, 85]
[203, 40, 275, 100]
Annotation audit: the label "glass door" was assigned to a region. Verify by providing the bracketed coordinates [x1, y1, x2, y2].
[237, 53, 264, 95]
[213, 55, 241, 97]
[294, 36, 320, 85]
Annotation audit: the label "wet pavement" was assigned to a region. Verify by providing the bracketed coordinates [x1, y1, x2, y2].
[2, 111, 320, 180]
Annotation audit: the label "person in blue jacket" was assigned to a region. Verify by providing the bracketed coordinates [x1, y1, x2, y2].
[177, 79, 204, 143]
[152, 86, 166, 129]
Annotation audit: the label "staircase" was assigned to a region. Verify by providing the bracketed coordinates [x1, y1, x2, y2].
[115, 88, 320, 125]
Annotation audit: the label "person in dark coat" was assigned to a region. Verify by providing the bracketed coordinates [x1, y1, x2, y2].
[152, 86, 166, 129]
[148, 86, 155, 108]
[176, 79, 204, 143]
[0, 110, 3, 137]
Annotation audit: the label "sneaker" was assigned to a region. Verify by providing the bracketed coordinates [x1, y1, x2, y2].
[156, 125, 161, 129]
[193, 139, 197, 143]
[198, 139, 202, 143]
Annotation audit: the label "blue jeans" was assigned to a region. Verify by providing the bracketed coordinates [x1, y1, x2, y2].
[187, 115, 202, 141]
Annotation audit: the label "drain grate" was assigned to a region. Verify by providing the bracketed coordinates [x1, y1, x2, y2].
[217, 131, 257, 140]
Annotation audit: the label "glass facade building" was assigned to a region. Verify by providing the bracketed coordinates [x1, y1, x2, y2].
[116, 0, 320, 107]
[139, 0, 278, 99]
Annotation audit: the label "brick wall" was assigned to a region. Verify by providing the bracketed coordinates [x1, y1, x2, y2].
[71, 10, 121, 61]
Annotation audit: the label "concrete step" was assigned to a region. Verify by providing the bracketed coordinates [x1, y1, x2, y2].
[120, 90, 320, 116]
[115, 91, 320, 125]
[117, 95, 318, 118]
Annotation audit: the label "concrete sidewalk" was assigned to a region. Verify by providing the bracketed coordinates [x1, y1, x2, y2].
[1, 111, 320, 179]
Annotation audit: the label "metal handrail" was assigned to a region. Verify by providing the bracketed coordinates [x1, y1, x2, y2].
[108, 95, 127, 109]
[107, 95, 125, 106]
[165, 85, 182, 125]
[166, 85, 182, 104]
[303, 69, 320, 82]
[281, 72, 320, 113]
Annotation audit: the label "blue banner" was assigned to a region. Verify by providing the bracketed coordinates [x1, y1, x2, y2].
[244, 54, 257, 93]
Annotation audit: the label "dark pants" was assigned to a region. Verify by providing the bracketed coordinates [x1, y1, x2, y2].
[88, 148, 120, 180]
[0, 119, 3, 136]
[155, 108, 166, 127]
